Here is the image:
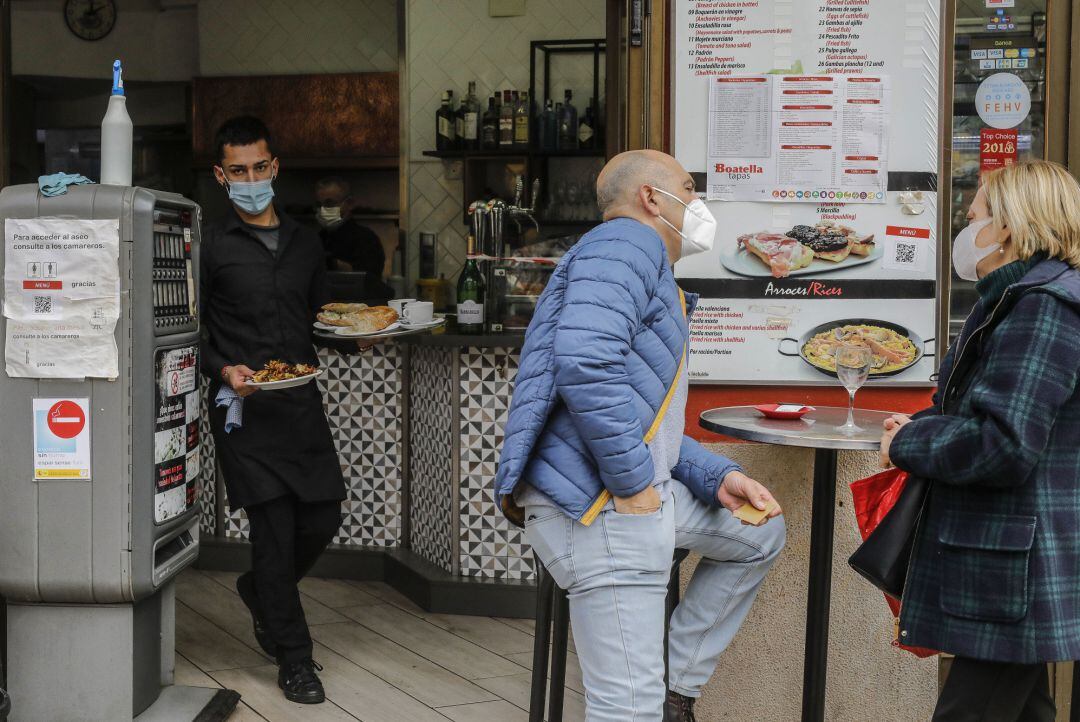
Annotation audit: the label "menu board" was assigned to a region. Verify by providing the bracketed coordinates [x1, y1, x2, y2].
[154, 345, 200, 524]
[673, 0, 941, 386]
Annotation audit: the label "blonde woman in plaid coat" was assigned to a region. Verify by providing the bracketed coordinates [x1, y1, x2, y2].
[881, 161, 1080, 722]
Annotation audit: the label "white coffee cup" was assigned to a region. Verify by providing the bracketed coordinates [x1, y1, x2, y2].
[402, 301, 434, 325]
[388, 298, 416, 315]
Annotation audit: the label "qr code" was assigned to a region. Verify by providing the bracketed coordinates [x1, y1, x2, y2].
[33, 296, 52, 314]
[893, 242, 917, 265]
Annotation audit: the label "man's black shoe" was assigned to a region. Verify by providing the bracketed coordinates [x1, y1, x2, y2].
[664, 689, 697, 722]
[278, 658, 326, 704]
[236, 573, 277, 658]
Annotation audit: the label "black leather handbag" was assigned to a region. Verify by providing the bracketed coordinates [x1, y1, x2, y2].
[848, 475, 930, 600]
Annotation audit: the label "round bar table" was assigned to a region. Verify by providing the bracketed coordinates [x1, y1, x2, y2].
[699, 405, 896, 722]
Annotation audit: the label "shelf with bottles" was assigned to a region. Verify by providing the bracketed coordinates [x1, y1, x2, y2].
[422, 148, 605, 159]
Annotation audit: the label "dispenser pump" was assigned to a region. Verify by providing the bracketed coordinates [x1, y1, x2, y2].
[100, 59, 133, 186]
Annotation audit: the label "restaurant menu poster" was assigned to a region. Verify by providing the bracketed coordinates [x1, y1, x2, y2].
[707, 74, 890, 203]
[3, 218, 121, 379]
[673, 0, 940, 385]
[154, 345, 200, 524]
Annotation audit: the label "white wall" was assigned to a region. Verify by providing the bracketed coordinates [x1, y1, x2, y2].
[12, 0, 198, 81]
[406, 0, 606, 282]
[197, 0, 397, 76]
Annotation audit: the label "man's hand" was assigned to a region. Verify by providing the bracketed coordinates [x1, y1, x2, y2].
[880, 414, 910, 468]
[613, 484, 662, 515]
[225, 364, 258, 398]
[718, 470, 782, 525]
[356, 339, 382, 353]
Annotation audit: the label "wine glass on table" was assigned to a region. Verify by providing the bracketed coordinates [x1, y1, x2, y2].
[835, 343, 872, 435]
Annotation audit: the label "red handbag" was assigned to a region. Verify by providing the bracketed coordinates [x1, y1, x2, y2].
[850, 468, 938, 658]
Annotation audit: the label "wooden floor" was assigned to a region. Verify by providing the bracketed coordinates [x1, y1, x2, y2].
[174, 568, 585, 721]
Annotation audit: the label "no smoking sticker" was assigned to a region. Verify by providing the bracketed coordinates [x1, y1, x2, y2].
[33, 398, 91, 480]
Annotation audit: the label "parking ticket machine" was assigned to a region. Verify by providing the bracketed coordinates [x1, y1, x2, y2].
[0, 184, 235, 721]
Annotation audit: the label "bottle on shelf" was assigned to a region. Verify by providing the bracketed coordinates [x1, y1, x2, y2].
[558, 89, 579, 151]
[578, 98, 596, 150]
[481, 96, 499, 150]
[499, 89, 515, 148]
[462, 80, 481, 150]
[436, 90, 456, 151]
[514, 91, 530, 148]
[537, 99, 556, 152]
[453, 89, 465, 150]
[457, 234, 486, 333]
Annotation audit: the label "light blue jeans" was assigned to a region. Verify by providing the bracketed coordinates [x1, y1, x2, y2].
[525, 481, 786, 722]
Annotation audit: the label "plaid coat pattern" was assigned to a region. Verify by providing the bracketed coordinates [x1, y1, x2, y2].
[890, 259, 1080, 663]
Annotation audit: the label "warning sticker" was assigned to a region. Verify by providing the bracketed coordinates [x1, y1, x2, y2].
[32, 398, 91, 480]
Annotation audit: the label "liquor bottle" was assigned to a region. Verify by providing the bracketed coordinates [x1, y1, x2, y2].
[499, 90, 514, 148]
[481, 96, 499, 149]
[537, 99, 555, 152]
[436, 90, 456, 151]
[558, 89, 578, 150]
[457, 235, 486, 332]
[578, 98, 596, 150]
[514, 91, 530, 148]
[462, 81, 480, 150]
[453, 90, 464, 150]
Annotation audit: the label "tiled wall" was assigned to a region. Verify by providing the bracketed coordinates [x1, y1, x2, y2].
[406, 0, 606, 283]
[197, 0, 398, 76]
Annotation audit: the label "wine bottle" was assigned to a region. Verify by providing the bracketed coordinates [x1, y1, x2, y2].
[514, 91, 530, 148]
[436, 91, 456, 151]
[558, 89, 578, 150]
[463, 81, 480, 150]
[457, 235, 486, 333]
[481, 96, 499, 149]
[578, 99, 595, 150]
[499, 90, 514, 148]
[453, 90, 464, 150]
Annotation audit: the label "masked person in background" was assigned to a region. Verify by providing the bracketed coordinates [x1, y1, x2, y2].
[200, 116, 344, 705]
[495, 150, 786, 722]
[314, 176, 394, 301]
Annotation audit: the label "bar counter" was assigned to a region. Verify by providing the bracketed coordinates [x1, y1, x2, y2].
[196, 322, 534, 615]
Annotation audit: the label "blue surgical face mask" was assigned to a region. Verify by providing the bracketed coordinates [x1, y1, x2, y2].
[224, 176, 275, 215]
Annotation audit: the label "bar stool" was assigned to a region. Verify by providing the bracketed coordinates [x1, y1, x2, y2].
[528, 548, 692, 722]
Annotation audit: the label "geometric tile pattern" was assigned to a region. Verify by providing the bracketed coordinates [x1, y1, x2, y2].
[198, 376, 217, 538]
[407, 345, 456, 573]
[202, 344, 404, 547]
[198, 0, 398, 76]
[319, 344, 404, 547]
[406, 0, 606, 282]
[458, 348, 535, 581]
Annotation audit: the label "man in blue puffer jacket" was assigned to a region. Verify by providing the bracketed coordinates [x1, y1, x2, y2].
[496, 150, 786, 722]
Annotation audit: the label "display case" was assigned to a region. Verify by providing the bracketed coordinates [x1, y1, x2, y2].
[489, 234, 578, 331]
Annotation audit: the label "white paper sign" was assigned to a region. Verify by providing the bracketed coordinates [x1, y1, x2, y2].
[4, 219, 121, 378]
[32, 398, 91, 480]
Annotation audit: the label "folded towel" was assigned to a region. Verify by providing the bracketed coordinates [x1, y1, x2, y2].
[215, 385, 244, 433]
[38, 172, 94, 197]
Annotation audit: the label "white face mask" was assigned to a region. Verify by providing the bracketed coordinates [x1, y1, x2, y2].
[650, 186, 718, 258]
[316, 205, 345, 229]
[952, 217, 999, 281]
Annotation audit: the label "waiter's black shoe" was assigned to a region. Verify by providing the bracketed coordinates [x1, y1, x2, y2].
[278, 658, 326, 704]
[236, 573, 277, 658]
[663, 689, 697, 722]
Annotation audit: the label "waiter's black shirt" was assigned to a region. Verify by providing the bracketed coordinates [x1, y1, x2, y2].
[320, 219, 384, 276]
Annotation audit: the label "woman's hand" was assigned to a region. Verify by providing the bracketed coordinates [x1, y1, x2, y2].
[880, 414, 911, 468]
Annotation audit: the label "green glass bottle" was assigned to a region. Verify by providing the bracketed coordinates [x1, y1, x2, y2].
[456, 234, 486, 333]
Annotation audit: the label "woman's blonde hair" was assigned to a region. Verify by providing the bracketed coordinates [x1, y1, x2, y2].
[982, 160, 1080, 268]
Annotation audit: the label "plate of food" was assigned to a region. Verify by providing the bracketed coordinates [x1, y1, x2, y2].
[244, 360, 322, 390]
[724, 222, 879, 278]
[335, 321, 401, 337]
[315, 303, 371, 329]
[779, 319, 933, 378]
[317, 303, 400, 337]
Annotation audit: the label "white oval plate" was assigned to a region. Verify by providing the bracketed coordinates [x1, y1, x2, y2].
[720, 243, 882, 278]
[398, 317, 446, 330]
[244, 369, 322, 390]
[313, 321, 340, 331]
[334, 322, 402, 338]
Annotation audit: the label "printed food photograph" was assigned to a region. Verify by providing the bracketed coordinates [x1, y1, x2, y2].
[779, 318, 933, 378]
[724, 221, 879, 278]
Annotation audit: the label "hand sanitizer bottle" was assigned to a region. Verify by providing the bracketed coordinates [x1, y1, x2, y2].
[100, 59, 132, 186]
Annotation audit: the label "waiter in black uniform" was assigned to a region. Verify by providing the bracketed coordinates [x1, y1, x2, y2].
[200, 116, 343, 705]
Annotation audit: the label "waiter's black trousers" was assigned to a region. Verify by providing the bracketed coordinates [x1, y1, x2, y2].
[245, 495, 342, 665]
[933, 657, 1055, 722]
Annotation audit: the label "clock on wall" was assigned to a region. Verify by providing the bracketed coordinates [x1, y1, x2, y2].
[64, 0, 117, 42]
